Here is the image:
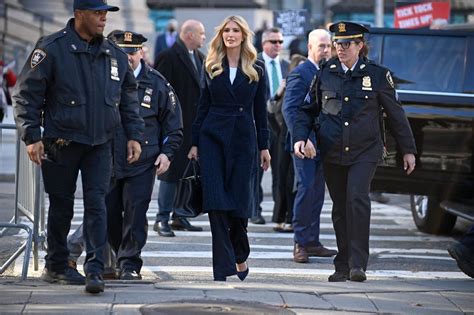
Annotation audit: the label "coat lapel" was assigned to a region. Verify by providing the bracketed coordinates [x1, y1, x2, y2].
[221, 62, 237, 100]
[175, 40, 201, 86]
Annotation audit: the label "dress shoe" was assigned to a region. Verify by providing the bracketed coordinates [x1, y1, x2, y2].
[328, 270, 349, 282]
[85, 274, 104, 294]
[251, 214, 266, 224]
[306, 245, 337, 257]
[273, 223, 285, 232]
[293, 243, 309, 263]
[237, 268, 249, 281]
[41, 266, 85, 285]
[120, 269, 142, 280]
[154, 221, 175, 237]
[170, 217, 203, 231]
[350, 268, 367, 282]
[282, 224, 294, 233]
[370, 192, 390, 204]
[448, 243, 474, 278]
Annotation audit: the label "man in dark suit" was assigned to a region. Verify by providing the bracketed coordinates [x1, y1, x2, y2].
[153, 19, 178, 65]
[254, 27, 289, 225]
[282, 29, 337, 263]
[153, 19, 206, 236]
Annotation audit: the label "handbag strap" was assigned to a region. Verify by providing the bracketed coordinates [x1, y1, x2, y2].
[182, 159, 200, 178]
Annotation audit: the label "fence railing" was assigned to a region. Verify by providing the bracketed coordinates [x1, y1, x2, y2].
[0, 123, 45, 279]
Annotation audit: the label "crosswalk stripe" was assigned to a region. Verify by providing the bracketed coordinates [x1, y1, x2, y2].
[145, 231, 451, 242]
[140, 266, 469, 279]
[67, 220, 413, 230]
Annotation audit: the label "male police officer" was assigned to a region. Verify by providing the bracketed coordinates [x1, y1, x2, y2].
[294, 22, 416, 282]
[13, 0, 144, 293]
[107, 31, 183, 280]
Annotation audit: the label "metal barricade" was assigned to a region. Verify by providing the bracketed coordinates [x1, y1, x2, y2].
[0, 123, 45, 279]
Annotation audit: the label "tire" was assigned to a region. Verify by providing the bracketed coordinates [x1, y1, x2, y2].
[410, 195, 457, 234]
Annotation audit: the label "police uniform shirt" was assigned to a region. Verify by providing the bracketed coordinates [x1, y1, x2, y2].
[133, 61, 142, 78]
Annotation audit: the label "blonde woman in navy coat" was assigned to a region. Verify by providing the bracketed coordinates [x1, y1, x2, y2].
[188, 15, 271, 281]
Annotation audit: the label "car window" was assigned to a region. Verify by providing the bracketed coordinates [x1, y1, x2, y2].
[368, 34, 467, 93]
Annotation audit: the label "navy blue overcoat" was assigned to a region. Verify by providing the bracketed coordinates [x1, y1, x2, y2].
[192, 59, 269, 218]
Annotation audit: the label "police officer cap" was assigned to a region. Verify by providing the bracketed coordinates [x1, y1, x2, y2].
[113, 31, 148, 53]
[330, 21, 369, 43]
[73, 0, 119, 12]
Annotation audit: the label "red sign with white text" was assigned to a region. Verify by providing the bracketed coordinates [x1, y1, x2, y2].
[394, 2, 450, 29]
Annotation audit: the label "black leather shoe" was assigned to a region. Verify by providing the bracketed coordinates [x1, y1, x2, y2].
[120, 269, 142, 280]
[85, 274, 104, 294]
[41, 266, 85, 285]
[328, 271, 349, 282]
[250, 214, 266, 224]
[154, 221, 175, 237]
[448, 243, 474, 278]
[170, 217, 203, 231]
[306, 245, 338, 257]
[350, 268, 367, 282]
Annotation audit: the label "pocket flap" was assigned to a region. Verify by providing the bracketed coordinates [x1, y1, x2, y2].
[322, 91, 338, 100]
[56, 94, 85, 107]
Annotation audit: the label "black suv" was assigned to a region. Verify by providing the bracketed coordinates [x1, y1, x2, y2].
[367, 27, 474, 235]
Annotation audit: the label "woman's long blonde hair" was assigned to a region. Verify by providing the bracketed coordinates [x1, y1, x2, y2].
[205, 15, 259, 82]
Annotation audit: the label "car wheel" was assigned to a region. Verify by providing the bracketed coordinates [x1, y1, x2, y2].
[410, 195, 456, 234]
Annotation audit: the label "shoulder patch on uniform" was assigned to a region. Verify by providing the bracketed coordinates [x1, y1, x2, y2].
[168, 88, 177, 110]
[386, 71, 395, 88]
[30, 49, 47, 68]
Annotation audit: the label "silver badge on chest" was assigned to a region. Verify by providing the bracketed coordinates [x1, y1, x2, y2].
[141, 88, 153, 108]
[110, 58, 120, 81]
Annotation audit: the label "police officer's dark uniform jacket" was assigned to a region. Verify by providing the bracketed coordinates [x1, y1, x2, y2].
[108, 57, 183, 273]
[293, 21, 417, 276]
[13, 18, 144, 279]
[294, 56, 417, 163]
[113, 59, 183, 179]
[14, 19, 143, 146]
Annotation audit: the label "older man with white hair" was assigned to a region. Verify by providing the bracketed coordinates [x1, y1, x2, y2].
[283, 29, 337, 263]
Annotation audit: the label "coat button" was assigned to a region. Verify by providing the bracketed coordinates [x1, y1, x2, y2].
[115, 102, 119, 106]
[239, 107, 243, 112]
[344, 122, 349, 126]
[145, 140, 148, 144]
[344, 146, 350, 152]
[344, 97, 349, 102]
[325, 96, 328, 99]
[71, 101, 75, 105]
[365, 95, 368, 99]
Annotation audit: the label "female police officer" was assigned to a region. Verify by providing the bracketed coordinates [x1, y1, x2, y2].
[293, 22, 417, 282]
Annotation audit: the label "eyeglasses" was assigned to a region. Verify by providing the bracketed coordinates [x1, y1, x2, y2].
[268, 40, 283, 45]
[333, 41, 354, 49]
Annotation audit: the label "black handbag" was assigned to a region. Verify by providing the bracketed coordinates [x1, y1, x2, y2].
[173, 159, 203, 218]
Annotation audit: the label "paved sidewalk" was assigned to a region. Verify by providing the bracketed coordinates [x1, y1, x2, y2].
[0, 273, 473, 314]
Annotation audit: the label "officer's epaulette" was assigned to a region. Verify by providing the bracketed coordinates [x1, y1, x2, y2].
[325, 56, 339, 71]
[36, 28, 68, 47]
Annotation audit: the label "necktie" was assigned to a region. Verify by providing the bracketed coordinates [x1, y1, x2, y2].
[270, 60, 279, 95]
[345, 69, 352, 80]
[189, 52, 198, 71]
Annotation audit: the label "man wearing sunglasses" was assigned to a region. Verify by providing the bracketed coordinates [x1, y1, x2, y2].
[293, 21, 416, 282]
[254, 27, 289, 225]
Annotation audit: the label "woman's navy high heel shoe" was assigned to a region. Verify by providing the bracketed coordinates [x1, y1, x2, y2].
[237, 268, 249, 281]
